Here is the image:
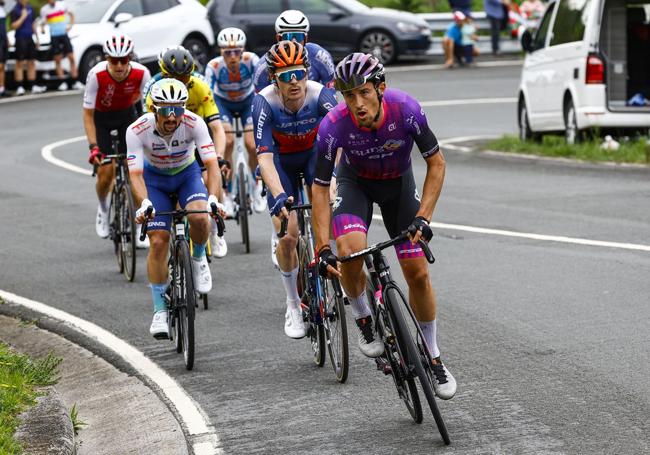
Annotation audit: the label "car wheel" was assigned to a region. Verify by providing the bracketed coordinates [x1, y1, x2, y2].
[564, 98, 581, 145]
[182, 36, 209, 73]
[79, 48, 104, 83]
[359, 30, 396, 65]
[518, 98, 535, 141]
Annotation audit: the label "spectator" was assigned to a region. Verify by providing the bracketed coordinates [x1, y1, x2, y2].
[520, 0, 545, 27]
[448, 0, 472, 16]
[10, 0, 46, 95]
[484, 0, 510, 55]
[461, 15, 479, 65]
[443, 11, 477, 68]
[0, 0, 8, 96]
[39, 0, 83, 91]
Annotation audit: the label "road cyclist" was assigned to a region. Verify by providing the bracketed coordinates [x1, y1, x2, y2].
[143, 46, 228, 258]
[311, 53, 457, 400]
[128, 78, 226, 340]
[252, 9, 336, 268]
[83, 34, 151, 247]
[253, 40, 337, 339]
[205, 27, 265, 218]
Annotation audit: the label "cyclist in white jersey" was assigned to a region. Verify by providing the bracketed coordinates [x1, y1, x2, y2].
[127, 79, 225, 339]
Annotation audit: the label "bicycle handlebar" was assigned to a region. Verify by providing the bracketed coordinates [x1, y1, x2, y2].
[139, 206, 225, 241]
[277, 200, 313, 238]
[139, 206, 154, 241]
[337, 230, 435, 265]
[91, 154, 127, 177]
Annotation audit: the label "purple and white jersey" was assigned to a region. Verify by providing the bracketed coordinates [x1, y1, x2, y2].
[314, 88, 439, 184]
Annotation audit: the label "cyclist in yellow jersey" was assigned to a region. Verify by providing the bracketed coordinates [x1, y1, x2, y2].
[143, 46, 229, 257]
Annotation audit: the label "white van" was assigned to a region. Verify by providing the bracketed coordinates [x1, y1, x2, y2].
[518, 0, 650, 143]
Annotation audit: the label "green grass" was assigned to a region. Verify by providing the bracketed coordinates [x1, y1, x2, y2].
[487, 134, 650, 164]
[69, 403, 86, 436]
[0, 343, 62, 455]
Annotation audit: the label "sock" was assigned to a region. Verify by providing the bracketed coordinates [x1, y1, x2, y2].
[99, 196, 110, 213]
[418, 319, 440, 359]
[150, 283, 167, 313]
[280, 266, 300, 306]
[210, 216, 219, 235]
[348, 290, 371, 320]
[192, 243, 206, 259]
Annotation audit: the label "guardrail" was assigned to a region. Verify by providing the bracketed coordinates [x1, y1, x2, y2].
[418, 12, 522, 56]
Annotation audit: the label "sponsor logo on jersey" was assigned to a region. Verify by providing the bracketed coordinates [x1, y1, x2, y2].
[279, 117, 317, 128]
[383, 139, 405, 151]
[172, 140, 179, 147]
[343, 223, 367, 231]
[187, 192, 207, 201]
[332, 196, 342, 211]
[148, 221, 166, 227]
[414, 188, 421, 202]
[152, 143, 166, 151]
[406, 115, 421, 135]
[256, 110, 267, 140]
[388, 122, 396, 132]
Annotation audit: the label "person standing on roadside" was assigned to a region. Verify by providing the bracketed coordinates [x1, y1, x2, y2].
[484, 0, 509, 56]
[0, 1, 8, 97]
[39, 0, 84, 91]
[10, 0, 46, 95]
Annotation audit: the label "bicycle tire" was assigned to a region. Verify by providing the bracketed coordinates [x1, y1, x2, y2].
[386, 286, 450, 444]
[120, 183, 136, 282]
[177, 240, 196, 370]
[109, 189, 124, 273]
[237, 163, 250, 253]
[370, 280, 422, 424]
[323, 277, 349, 383]
[202, 293, 208, 310]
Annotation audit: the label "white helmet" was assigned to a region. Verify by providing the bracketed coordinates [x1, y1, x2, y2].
[150, 79, 188, 105]
[275, 10, 310, 33]
[103, 34, 134, 57]
[218, 27, 246, 48]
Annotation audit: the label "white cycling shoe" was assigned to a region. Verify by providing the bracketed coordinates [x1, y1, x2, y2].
[431, 359, 457, 400]
[149, 311, 169, 340]
[210, 233, 227, 258]
[192, 256, 212, 294]
[223, 193, 236, 219]
[284, 306, 306, 339]
[355, 316, 384, 358]
[96, 204, 110, 238]
[253, 181, 267, 213]
[271, 233, 279, 269]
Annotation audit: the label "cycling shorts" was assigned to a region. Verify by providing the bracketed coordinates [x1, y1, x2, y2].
[266, 147, 316, 209]
[94, 106, 138, 163]
[215, 94, 254, 126]
[144, 161, 208, 232]
[50, 35, 73, 56]
[0, 37, 7, 64]
[332, 163, 424, 260]
[14, 36, 36, 60]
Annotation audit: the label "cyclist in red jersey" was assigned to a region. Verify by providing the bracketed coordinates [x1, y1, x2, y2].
[82, 34, 151, 241]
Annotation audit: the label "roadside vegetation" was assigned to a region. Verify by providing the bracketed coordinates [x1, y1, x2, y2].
[487, 135, 650, 164]
[0, 343, 61, 455]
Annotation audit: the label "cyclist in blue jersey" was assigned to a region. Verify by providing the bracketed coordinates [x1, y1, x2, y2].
[311, 53, 457, 400]
[205, 28, 265, 215]
[253, 40, 337, 340]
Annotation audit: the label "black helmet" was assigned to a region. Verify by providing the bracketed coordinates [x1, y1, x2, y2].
[158, 46, 194, 77]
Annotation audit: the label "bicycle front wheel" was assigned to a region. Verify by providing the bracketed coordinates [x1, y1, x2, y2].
[323, 276, 349, 383]
[109, 189, 123, 273]
[237, 163, 250, 253]
[120, 183, 136, 282]
[387, 286, 450, 444]
[176, 240, 196, 370]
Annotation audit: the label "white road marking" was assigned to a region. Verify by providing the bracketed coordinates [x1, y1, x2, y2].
[421, 97, 516, 107]
[0, 89, 82, 105]
[387, 59, 522, 73]
[41, 136, 90, 176]
[440, 134, 500, 152]
[0, 290, 223, 455]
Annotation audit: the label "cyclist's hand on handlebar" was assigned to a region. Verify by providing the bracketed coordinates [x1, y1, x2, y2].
[135, 199, 155, 224]
[269, 193, 292, 219]
[218, 157, 231, 179]
[88, 145, 104, 166]
[207, 195, 226, 218]
[318, 247, 341, 278]
[407, 216, 433, 244]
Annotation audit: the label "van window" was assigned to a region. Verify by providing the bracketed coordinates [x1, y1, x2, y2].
[232, 0, 283, 14]
[550, 0, 592, 45]
[532, 3, 555, 50]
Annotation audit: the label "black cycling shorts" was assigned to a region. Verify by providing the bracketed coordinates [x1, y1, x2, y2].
[50, 35, 73, 57]
[14, 36, 36, 61]
[0, 38, 8, 64]
[332, 163, 424, 260]
[94, 107, 138, 162]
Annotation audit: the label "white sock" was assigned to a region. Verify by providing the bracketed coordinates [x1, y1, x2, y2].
[99, 196, 110, 213]
[280, 266, 300, 306]
[210, 216, 219, 235]
[348, 290, 371, 320]
[419, 319, 440, 359]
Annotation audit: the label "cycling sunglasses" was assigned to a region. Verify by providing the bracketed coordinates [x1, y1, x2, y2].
[334, 74, 373, 93]
[279, 32, 307, 43]
[155, 105, 185, 117]
[275, 68, 308, 83]
[222, 48, 243, 57]
[108, 56, 130, 65]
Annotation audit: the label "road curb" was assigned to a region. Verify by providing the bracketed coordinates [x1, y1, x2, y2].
[15, 386, 76, 455]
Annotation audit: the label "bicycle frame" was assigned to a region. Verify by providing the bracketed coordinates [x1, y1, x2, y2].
[231, 115, 252, 212]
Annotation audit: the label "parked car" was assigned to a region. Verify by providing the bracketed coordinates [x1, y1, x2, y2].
[518, 0, 650, 143]
[206, 0, 432, 65]
[4, 0, 215, 83]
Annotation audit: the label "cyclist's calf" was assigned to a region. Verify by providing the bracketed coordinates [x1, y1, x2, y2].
[95, 163, 115, 199]
[148, 230, 171, 283]
[336, 232, 368, 298]
[399, 257, 436, 321]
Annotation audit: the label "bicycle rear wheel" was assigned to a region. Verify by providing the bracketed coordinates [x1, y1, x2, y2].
[386, 286, 450, 444]
[176, 240, 196, 370]
[237, 163, 250, 253]
[119, 183, 136, 282]
[323, 276, 349, 383]
[109, 189, 124, 273]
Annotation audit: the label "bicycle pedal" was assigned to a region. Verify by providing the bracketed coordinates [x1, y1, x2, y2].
[375, 357, 392, 375]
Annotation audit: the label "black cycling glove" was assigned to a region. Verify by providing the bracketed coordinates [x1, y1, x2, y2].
[408, 216, 433, 242]
[317, 247, 338, 278]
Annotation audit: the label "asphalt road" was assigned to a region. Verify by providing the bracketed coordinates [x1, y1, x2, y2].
[1, 62, 649, 454]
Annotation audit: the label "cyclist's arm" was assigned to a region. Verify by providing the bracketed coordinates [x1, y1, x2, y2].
[312, 118, 338, 251]
[252, 60, 270, 93]
[252, 94, 284, 198]
[194, 117, 222, 196]
[314, 46, 335, 88]
[207, 119, 226, 159]
[125, 127, 147, 206]
[417, 152, 446, 222]
[82, 70, 99, 146]
[136, 67, 152, 103]
[82, 108, 97, 146]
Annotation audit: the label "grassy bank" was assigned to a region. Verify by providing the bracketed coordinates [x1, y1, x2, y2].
[487, 135, 650, 164]
[0, 343, 61, 455]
